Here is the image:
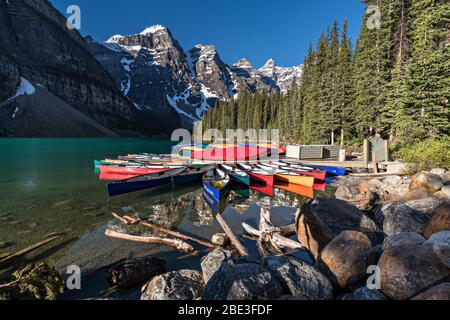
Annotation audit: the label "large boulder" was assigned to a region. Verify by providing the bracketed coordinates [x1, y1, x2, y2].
[141, 270, 204, 300]
[412, 283, 450, 300]
[410, 172, 444, 193]
[383, 232, 426, 251]
[424, 231, 450, 268]
[202, 263, 284, 300]
[200, 248, 234, 284]
[424, 203, 450, 238]
[317, 231, 375, 288]
[108, 257, 166, 289]
[374, 201, 431, 236]
[264, 256, 333, 300]
[340, 287, 387, 300]
[378, 244, 450, 300]
[296, 198, 383, 259]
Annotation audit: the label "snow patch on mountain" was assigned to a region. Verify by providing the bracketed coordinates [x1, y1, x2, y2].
[13, 77, 35, 98]
[140, 25, 166, 35]
[167, 95, 197, 123]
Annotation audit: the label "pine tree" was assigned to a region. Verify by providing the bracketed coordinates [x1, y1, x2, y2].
[400, 0, 450, 143]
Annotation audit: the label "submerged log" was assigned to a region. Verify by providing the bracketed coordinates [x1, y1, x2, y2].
[0, 236, 58, 267]
[105, 229, 194, 253]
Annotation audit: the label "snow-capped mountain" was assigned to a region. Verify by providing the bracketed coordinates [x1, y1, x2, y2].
[258, 59, 303, 94]
[87, 25, 303, 129]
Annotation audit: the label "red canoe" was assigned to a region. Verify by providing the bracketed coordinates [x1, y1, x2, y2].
[191, 146, 270, 162]
[99, 165, 181, 181]
[237, 164, 274, 196]
[288, 168, 327, 181]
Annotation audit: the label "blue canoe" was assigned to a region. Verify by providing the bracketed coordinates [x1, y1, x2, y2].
[203, 169, 231, 214]
[303, 164, 347, 177]
[107, 166, 214, 197]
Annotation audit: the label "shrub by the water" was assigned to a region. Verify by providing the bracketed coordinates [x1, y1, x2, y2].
[396, 137, 450, 174]
[0, 263, 64, 300]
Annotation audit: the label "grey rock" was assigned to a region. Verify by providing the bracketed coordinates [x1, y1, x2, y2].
[200, 248, 234, 284]
[202, 263, 284, 300]
[383, 232, 426, 251]
[340, 287, 387, 300]
[335, 183, 360, 201]
[141, 270, 204, 300]
[424, 231, 450, 268]
[264, 256, 333, 300]
[211, 233, 230, 246]
[108, 257, 166, 288]
[374, 201, 432, 236]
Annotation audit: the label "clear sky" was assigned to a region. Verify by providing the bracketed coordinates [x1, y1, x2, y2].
[51, 0, 366, 68]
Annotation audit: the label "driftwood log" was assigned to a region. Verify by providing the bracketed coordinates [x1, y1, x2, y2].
[216, 214, 248, 257]
[0, 236, 58, 267]
[242, 208, 302, 259]
[118, 214, 217, 249]
[105, 229, 194, 253]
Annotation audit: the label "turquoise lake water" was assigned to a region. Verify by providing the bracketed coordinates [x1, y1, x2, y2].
[0, 138, 322, 298]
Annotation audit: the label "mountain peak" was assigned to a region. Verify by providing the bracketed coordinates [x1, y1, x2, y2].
[262, 58, 276, 69]
[140, 24, 167, 35]
[233, 58, 253, 69]
[106, 34, 123, 43]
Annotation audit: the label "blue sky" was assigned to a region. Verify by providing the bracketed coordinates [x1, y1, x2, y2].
[51, 0, 366, 67]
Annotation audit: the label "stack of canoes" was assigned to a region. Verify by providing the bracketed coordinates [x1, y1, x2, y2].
[94, 152, 347, 214]
[172, 143, 286, 160]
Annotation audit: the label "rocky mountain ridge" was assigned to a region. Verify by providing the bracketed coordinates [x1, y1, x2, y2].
[87, 25, 303, 128]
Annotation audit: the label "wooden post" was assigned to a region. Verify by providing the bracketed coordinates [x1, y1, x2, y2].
[331, 132, 335, 146]
[372, 151, 378, 174]
[384, 140, 389, 162]
[216, 214, 248, 257]
[363, 139, 369, 168]
[340, 129, 344, 148]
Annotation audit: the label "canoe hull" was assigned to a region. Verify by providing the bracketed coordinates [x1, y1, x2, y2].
[203, 182, 230, 214]
[275, 174, 314, 188]
[305, 164, 346, 177]
[275, 183, 314, 198]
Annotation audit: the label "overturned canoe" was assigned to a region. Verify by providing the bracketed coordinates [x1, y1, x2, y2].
[237, 163, 274, 196]
[106, 167, 186, 197]
[257, 164, 314, 188]
[107, 165, 214, 197]
[99, 164, 184, 181]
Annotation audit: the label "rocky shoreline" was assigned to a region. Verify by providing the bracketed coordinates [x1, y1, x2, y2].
[103, 169, 450, 301]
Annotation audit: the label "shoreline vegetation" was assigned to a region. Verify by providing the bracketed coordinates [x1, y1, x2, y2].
[1, 166, 449, 301]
